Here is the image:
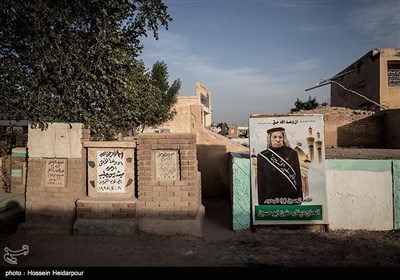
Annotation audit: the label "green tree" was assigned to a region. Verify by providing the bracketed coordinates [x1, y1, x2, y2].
[217, 122, 229, 136]
[290, 95, 328, 113]
[0, 0, 174, 140]
[138, 61, 180, 132]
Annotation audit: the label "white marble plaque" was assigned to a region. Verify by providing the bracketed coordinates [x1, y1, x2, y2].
[155, 150, 179, 180]
[45, 159, 66, 187]
[97, 150, 125, 193]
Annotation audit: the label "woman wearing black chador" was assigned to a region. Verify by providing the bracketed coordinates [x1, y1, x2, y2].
[256, 127, 303, 205]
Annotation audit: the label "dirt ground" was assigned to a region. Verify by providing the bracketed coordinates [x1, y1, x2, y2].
[1, 196, 400, 271]
[1, 148, 400, 276]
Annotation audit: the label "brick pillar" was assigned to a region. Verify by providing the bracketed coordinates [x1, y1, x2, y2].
[136, 133, 204, 237]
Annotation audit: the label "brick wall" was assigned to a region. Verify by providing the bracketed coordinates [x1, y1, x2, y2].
[75, 197, 136, 219]
[294, 107, 384, 148]
[25, 125, 90, 222]
[26, 158, 86, 220]
[10, 158, 25, 194]
[337, 114, 384, 147]
[0, 156, 10, 191]
[136, 133, 201, 218]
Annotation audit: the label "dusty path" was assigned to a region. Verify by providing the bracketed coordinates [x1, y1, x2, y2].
[1, 197, 400, 269]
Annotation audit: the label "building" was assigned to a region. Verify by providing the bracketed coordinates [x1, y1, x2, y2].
[331, 48, 400, 110]
[237, 126, 249, 138]
[137, 82, 247, 197]
[227, 125, 237, 139]
[161, 82, 212, 133]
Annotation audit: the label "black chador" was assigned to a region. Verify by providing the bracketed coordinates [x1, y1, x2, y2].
[257, 146, 303, 205]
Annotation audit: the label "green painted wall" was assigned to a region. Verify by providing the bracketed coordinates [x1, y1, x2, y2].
[230, 158, 398, 230]
[326, 159, 392, 172]
[230, 153, 251, 231]
[393, 160, 400, 229]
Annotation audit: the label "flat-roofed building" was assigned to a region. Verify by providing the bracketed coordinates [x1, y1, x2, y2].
[331, 48, 400, 110]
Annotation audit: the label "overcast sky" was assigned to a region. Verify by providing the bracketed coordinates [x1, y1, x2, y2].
[139, 0, 400, 125]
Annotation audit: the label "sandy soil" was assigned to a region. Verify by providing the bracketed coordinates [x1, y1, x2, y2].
[1, 197, 400, 270]
[1, 148, 400, 276]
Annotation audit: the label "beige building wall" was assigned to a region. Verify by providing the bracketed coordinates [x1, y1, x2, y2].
[163, 96, 198, 133]
[162, 82, 212, 133]
[195, 82, 212, 129]
[331, 49, 380, 108]
[379, 49, 400, 109]
[331, 48, 400, 110]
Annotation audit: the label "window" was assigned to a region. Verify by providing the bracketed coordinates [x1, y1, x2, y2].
[388, 62, 400, 87]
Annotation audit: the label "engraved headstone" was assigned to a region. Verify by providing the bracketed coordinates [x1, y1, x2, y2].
[97, 150, 125, 193]
[45, 158, 66, 187]
[155, 150, 179, 180]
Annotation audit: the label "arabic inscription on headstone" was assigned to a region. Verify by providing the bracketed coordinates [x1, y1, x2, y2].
[97, 150, 125, 193]
[45, 159, 66, 187]
[155, 150, 179, 180]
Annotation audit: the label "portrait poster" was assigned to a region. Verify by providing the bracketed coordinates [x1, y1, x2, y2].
[249, 114, 327, 225]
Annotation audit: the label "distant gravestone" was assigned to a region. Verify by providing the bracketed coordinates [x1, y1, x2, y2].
[155, 150, 179, 180]
[45, 158, 66, 187]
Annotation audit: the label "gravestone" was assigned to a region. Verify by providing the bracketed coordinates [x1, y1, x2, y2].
[154, 150, 179, 181]
[44, 159, 66, 187]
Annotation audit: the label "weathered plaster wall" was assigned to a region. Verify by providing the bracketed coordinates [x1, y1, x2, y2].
[326, 160, 393, 230]
[163, 96, 198, 133]
[393, 160, 400, 230]
[28, 123, 84, 158]
[379, 49, 400, 109]
[229, 153, 251, 231]
[195, 82, 212, 129]
[229, 158, 396, 231]
[331, 49, 380, 108]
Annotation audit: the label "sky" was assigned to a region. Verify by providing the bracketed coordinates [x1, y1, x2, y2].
[139, 0, 400, 126]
